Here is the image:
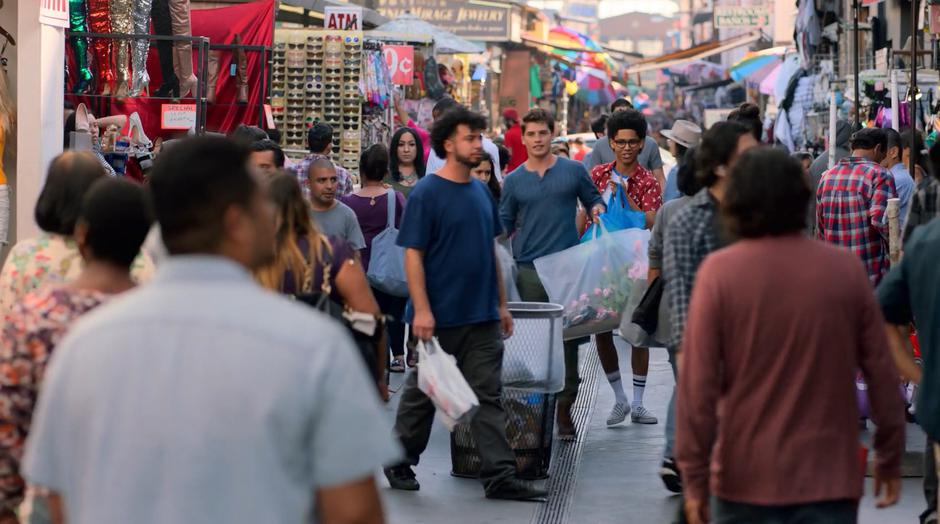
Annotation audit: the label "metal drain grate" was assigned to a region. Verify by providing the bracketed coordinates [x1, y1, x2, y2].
[531, 341, 601, 524]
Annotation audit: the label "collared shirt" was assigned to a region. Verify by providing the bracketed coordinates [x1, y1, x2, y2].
[663, 188, 724, 348]
[903, 176, 940, 242]
[500, 156, 603, 263]
[292, 153, 354, 202]
[0, 233, 153, 313]
[0, 287, 108, 512]
[589, 161, 662, 212]
[21, 256, 400, 524]
[679, 235, 904, 505]
[878, 219, 940, 441]
[816, 156, 897, 285]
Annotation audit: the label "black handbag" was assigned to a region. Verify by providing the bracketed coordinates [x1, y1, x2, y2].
[293, 238, 383, 382]
[631, 276, 664, 334]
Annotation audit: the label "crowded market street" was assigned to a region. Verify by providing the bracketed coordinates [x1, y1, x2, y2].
[4, 0, 940, 523]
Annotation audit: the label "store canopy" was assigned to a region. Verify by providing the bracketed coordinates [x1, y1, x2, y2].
[373, 14, 485, 54]
[624, 31, 766, 76]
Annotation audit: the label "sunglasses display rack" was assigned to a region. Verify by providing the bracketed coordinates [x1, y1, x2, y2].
[272, 29, 364, 181]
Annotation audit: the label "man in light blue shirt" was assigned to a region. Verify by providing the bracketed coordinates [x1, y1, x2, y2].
[22, 137, 399, 524]
[883, 129, 915, 227]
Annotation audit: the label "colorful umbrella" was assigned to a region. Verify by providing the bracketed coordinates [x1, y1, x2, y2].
[574, 68, 615, 106]
[546, 26, 617, 75]
[729, 46, 788, 82]
[758, 62, 782, 95]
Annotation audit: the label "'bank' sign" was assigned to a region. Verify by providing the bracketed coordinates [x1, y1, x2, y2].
[713, 6, 771, 29]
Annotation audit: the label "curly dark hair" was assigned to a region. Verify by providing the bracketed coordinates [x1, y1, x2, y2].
[726, 102, 762, 142]
[522, 107, 556, 134]
[696, 121, 751, 188]
[606, 109, 647, 141]
[676, 146, 702, 197]
[430, 107, 487, 159]
[722, 147, 810, 238]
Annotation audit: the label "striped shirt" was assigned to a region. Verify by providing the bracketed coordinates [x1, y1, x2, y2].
[816, 156, 897, 285]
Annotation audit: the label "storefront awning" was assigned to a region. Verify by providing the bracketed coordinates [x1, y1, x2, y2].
[624, 31, 766, 75]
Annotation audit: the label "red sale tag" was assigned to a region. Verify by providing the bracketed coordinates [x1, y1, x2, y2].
[384, 45, 415, 86]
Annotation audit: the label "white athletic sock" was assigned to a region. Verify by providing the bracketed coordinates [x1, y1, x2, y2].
[632, 374, 647, 408]
[606, 371, 628, 404]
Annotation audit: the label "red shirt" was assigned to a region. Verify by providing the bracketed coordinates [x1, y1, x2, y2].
[590, 161, 662, 212]
[504, 124, 527, 173]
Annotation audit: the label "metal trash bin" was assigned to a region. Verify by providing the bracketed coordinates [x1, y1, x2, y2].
[450, 388, 556, 479]
[450, 302, 564, 479]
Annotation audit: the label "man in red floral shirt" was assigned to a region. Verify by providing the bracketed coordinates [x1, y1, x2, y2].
[589, 109, 663, 427]
[817, 127, 897, 285]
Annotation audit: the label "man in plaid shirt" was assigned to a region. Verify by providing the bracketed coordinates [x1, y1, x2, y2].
[817, 128, 897, 285]
[663, 122, 756, 351]
[293, 123, 353, 201]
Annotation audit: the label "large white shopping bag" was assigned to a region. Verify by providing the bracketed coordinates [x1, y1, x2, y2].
[417, 338, 479, 431]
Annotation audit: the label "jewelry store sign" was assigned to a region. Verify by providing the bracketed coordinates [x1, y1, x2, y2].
[713, 6, 771, 29]
[376, 0, 511, 41]
[40, 0, 70, 29]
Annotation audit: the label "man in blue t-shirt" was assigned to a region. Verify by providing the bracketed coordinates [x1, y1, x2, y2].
[384, 107, 547, 502]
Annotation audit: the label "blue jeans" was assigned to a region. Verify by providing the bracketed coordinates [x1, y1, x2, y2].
[664, 346, 678, 460]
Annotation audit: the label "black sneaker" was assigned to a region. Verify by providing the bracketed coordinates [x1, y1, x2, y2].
[486, 479, 548, 501]
[384, 465, 420, 491]
[659, 458, 682, 493]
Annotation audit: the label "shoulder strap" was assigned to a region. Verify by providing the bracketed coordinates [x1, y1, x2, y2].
[385, 188, 396, 229]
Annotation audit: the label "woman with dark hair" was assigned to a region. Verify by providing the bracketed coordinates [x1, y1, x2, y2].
[342, 145, 410, 371]
[0, 152, 154, 311]
[0, 178, 154, 516]
[677, 148, 904, 523]
[727, 102, 762, 143]
[470, 153, 502, 201]
[254, 173, 386, 394]
[388, 127, 426, 198]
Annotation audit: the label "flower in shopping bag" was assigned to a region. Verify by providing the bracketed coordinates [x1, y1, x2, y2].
[594, 288, 602, 296]
[603, 288, 611, 297]
[580, 293, 588, 301]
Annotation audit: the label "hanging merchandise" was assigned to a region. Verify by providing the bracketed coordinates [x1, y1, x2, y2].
[423, 56, 446, 100]
[110, 0, 132, 97]
[0, 68, 11, 246]
[88, 0, 115, 95]
[130, 0, 153, 96]
[69, 0, 93, 94]
[361, 40, 394, 150]
[169, 0, 198, 98]
[151, 0, 179, 97]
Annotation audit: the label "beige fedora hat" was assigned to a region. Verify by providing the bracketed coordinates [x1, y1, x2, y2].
[661, 120, 702, 149]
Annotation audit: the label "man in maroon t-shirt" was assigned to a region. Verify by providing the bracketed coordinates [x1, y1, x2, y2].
[503, 108, 527, 173]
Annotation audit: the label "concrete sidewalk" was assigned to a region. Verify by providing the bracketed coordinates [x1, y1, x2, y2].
[380, 340, 928, 523]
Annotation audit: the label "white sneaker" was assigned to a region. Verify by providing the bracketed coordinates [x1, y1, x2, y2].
[631, 405, 658, 424]
[606, 401, 630, 426]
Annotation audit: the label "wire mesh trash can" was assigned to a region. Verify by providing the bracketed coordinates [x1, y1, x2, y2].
[450, 388, 556, 479]
[450, 302, 563, 479]
[501, 302, 565, 393]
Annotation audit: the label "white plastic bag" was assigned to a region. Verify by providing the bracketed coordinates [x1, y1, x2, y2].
[496, 239, 521, 302]
[416, 338, 479, 431]
[534, 223, 650, 340]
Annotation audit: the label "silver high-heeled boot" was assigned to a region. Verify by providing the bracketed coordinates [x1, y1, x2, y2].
[129, 0, 153, 96]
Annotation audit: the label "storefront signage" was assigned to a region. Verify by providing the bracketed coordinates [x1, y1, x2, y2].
[713, 6, 770, 28]
[40, 0, 70, 29]
[161, 104, 198, 130]
[376, 0, 511, 41]
[324, 6, 363, 31]
[384, 45, 415, 85]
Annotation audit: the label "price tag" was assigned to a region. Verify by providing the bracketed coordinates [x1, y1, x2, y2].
[161, 104, 198, 130]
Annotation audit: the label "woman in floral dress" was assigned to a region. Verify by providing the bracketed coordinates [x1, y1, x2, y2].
[0, 178, 154, 520]
[0, 152, 153, 313]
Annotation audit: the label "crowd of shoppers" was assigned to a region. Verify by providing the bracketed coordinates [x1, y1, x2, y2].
[3, 93, 938, 523]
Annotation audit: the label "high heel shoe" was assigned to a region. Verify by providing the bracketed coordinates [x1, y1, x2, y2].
[130, 73, 150, 97]
[75, 103, 91, 133]
[178, 74, 198, 99]
[71, 76, 93, 95]
[128, 112, 152, 150]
